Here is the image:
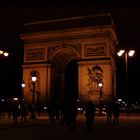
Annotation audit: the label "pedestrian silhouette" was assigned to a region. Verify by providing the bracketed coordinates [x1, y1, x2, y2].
[67, 99, 77, 131]
[106, 103, 113, 124]
[85, 100, 95, 132]
[11, 101, 19, 125]
[48, 103, 55, 124]
[112, 102, 120, 124]
[20, 102, 27, 121]
[60, 99, 70, 126]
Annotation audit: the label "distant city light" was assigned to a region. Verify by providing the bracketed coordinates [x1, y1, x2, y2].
[77, 99, 80, 102]
[13, 98, 18, 101]
[118, 99, 122, 102]
[18, 105, 21, 109]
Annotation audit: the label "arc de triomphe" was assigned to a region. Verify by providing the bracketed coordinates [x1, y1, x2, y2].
[21, 14, 118, 106]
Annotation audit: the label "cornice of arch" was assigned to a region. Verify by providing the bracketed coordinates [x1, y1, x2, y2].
[21, 25, 118, 45]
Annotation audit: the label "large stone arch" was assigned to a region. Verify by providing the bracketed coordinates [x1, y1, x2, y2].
[21, 14, 118, 106]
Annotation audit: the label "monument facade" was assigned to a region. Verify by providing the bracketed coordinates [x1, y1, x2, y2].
[21, 14, 118, 106]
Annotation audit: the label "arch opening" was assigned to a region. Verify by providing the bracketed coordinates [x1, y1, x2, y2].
[65, 59, 78, 100]
[50, 47, 79, 103]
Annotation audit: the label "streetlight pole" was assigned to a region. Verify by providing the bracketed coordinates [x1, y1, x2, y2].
[98, 81, 103, 116]
[125, 52, 129, 115]
[117, 49, 135, 116]
[21, 80, 25, 101]
[30, 72, 37, 119]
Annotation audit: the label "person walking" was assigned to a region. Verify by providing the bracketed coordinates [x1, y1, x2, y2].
[20, 102, 27, 121]
[68, 99, 77, 131]
[48, 103, 55, 124]
[106, 103, 113, 124]
[11, 101, 19, 125]
[112, 102, 120, 124]
[85, 100, 96, 132]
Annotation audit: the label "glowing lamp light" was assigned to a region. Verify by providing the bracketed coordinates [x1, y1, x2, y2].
[13, 98, 18, 101]
[32, 76, 37, 82]
[117, 50, 125, 56]
[118, 99, 122, 102]
[0, 50, 4, 54]
[4, 52, 9, 57]
[0, 50, 9, 57]
[128, 50, 135, 56]
[98, 82, 103, 88]
[22, 82, 25, 88]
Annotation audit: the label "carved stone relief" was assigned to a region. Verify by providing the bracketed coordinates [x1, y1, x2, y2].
[86, 65, 103, 94]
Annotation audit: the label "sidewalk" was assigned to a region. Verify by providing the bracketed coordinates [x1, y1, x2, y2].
[0, 113, 140, 140]
[0, 112, 140, 127]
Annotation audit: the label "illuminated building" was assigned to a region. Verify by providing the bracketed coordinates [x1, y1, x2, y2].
[20, 13, 118, 105]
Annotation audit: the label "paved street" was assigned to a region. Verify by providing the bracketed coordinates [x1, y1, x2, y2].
[0, 113, 140, 140]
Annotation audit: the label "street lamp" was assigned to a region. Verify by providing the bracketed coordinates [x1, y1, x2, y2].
[117, 49, 135, 115]
[21, 80, 25, 101]
[0, 50, 9, 57]
[98, 81, 103, 116]
[30, 71, 37, 119]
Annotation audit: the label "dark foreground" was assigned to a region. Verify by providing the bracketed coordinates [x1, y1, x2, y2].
[0, 114, 140, 140]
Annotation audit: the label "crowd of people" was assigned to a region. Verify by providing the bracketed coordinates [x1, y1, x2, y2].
[0, 99, 28, 124]
[0, 98, 120, 132]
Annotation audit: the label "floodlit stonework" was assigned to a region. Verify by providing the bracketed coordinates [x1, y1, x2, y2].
[21, 14, 118, 106]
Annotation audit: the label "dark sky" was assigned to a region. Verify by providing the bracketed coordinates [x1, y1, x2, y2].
[0, 2, 140, 102]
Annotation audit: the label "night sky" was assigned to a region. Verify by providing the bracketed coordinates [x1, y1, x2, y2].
[0, 2, 140, 103]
